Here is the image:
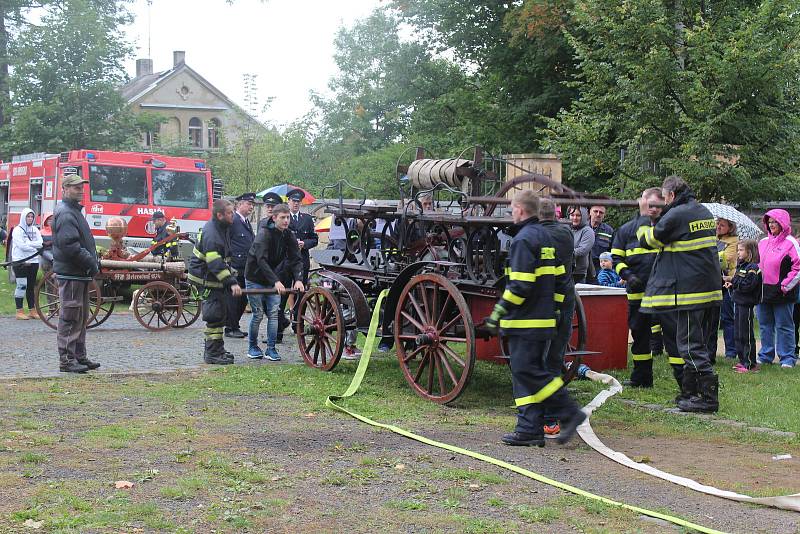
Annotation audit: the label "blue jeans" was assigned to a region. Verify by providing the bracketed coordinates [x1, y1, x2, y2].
[246, 280, 280, 351]
[756, 302, 797, 366]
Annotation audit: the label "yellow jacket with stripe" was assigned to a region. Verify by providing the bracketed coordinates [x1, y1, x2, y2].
[498, 217, 557, 338]
[188, 218, 237, 289]
[611, 216, 657, 301]
[635, 191, 722, 313]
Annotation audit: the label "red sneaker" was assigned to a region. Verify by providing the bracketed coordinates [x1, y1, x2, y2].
[543, 422, 560, 439]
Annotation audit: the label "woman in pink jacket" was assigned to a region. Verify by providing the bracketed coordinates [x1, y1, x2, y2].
[757, 209, 800, 368]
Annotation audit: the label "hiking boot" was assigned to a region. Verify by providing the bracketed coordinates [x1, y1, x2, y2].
[556, 409, 587, 444]
[15, 310, 29, 320]
[625, 359, 653, 388]
[543, 422, 560, 439]
[28, 309, 40, 320]
[501, 432, 545, 447]
[77, 358, 101, 370]
[204, 354, 234, 365]
[677, 374, 719, 413]
[60, 361, 89, 373]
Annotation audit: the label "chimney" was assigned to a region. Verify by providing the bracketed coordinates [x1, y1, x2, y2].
[136, 58, 153, 77]
[173, 50, 186, 67]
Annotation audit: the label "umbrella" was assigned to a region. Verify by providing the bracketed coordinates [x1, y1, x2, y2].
[702, 203, 763, 241]
[315, 215, 332, 233]
[256, 184, 316, 205]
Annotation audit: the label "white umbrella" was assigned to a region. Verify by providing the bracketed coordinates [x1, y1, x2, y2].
[702, 203, 763, 241]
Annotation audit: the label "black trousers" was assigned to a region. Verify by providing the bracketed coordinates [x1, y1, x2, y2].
[734, 303, 757, 368]
[657, 311, 680, 360]
[508, 333, 577, 435]
[544, 292, 576, 425]
[203, 288, 227, 356]
[224, 271, 246, 332]
[702, 305, 721, 364]
[628, 300, 652, 362]
[676, 308, 718, 375]
[650, 321, 664, 355]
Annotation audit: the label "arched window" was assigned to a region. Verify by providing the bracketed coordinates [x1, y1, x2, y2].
[207, 118, 220, 149]
[188, 117, 202, 148]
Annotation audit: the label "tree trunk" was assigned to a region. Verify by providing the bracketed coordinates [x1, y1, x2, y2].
[0, 6, 9, 127]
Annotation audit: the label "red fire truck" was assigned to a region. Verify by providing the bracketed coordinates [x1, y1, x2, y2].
[0, 149, 222, 256]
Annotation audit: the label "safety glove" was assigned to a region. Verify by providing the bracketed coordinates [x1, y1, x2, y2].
[483, 303, 507, 335]
[627, 275, 645, 293]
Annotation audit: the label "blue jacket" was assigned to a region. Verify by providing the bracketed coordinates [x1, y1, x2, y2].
[597, 268, 624, 288]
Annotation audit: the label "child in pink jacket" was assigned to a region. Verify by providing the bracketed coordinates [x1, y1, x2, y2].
[757, 209, 800, 368]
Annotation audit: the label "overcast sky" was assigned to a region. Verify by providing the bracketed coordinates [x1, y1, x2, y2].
[123, 0, 382, 128]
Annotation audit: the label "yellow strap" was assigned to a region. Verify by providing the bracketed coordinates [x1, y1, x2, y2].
[499, 318, 556, 328]
[615, 262, 628, 275]
[215, 268, 232, 282]
[669, 357, 686, 365]
[554, 293, 565, 303]
[626, 292, 644, 301]
[636, 225, 664, 248]
[554, 264, 566, 276]
[187, 272, 222, 288]
[610, 247, 626, 258]
[515, 377, 565, 406]
[502, 289, 525, 305]
[642, 290, 722, 308]
[324, 291, 725, 534]
[662, 236, 717, 253]
[206, 251, 222, 262]
[651, 325, 662, 333]
[193, 247, 206, 260]
[632, 353, 653, 361]
[509, 265, 557, 282]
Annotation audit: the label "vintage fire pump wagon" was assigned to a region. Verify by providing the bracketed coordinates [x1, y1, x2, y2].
[0, 150, 222, 256]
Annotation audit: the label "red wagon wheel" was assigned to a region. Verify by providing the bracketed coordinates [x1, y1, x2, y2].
[394, 273, 475, 404]
[35, 272, 103, 330]
[296, 287, 344, 371]
[87, 283, 113, 329]
[171, 280, 202, 328]
[133, 281, 182, 331]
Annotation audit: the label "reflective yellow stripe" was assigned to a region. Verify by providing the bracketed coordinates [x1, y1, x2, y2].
[554, 264, 566, 276]
[504, 266, 511, 276]
[554, 293, 565, 303]
[668, 357, 685, 365]
[215, 268, 231, 282]
[615, 262, 628, 275]
[515, 377, 565, 406]
[641, 290, 722, 308]
[632, 353, 653, 361]
[651, 325, 662, 333]
[610, 248, 626, 258]
[502, 290, 525, 305]
[626, 247, 657, 256]
[636, 226, 664, 248]
[509, 266, 557, 282]
[662, 236, 717, 253]
[206, 251, 221, 262]
[626, 292, 644, 301]
[499, 318, 556, 328]
[193, 247, 206, 260]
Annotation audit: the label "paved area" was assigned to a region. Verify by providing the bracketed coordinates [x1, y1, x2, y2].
[0, 312, 303, 379]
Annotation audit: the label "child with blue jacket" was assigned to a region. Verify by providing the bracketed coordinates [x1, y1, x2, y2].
[596, 252, 625, 288]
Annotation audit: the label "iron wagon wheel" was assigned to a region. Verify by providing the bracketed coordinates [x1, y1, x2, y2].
[86, 281, 113, 329]
[296, 287, 345, 371]
[394, 273, 476, 404]
[170, 280, 202, 328]
[35, 272, 103, 330]
[133, 281, 183, 331]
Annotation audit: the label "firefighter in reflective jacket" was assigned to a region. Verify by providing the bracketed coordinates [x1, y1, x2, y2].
[188, 199, 243, 365]
[635, 176, 722, 413]
[484, 191, 585, 447]
[150, 211, 177, 259]
[612, 187, 686, 388]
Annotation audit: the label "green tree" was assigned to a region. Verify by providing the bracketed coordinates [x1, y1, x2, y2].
[4, 0, 136, 155]
[542, 0, 800, 203]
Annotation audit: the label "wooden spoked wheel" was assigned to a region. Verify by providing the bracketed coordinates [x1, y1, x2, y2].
[296, 287, 344, 371]
[87, 282, 114, 329]
[394, 273, 475, 404]
[133, 281, 182, 331]
[172, 281, 202, 328]
[35, 272, 102, 330]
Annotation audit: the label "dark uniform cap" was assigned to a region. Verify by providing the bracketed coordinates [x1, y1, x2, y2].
[286, 188, 305, 202]
[262, 192, 283, 206]
[151, 210, 166, 221]
[235, 192, 257, 202]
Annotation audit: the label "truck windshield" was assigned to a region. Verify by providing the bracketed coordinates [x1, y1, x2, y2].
[88, 165, 147, 204]
[152, 170, 208, 209]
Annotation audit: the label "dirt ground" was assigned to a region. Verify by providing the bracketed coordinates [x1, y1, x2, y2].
[0, 371, 798, 533]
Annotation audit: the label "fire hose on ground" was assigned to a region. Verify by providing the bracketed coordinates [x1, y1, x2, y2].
[324, 290, 799, 534]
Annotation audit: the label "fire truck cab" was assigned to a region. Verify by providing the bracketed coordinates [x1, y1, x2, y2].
[0, 150, 220, 258]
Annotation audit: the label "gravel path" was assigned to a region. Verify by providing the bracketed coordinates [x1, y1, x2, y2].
[0, 312, 302, 378]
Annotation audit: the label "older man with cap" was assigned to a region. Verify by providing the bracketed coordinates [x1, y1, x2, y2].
[224, 192, 256, 338]
[276, 188, 317, 342]
[52, 173, 101, 373]
[259, 192, 283, 231]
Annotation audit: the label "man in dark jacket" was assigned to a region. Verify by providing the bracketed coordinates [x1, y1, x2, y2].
[258, 192, 283, 231]
[52, 174, 101, 373]
[636, 176, 722, 412]
[589, 205, 614, 283]
[188, 199, 243, 365]
[150, 211, 177, 258]
[245, 204, 304, 360]
[538, 198, 575, 440]
[485, 190, 585, 447]
[224, 193, 256, 338]
[611, 187, 687, 389]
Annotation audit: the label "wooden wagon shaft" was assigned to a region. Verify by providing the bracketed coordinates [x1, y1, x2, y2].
[240, 288, 301, 295]
[100, 259, 186, 272]
[467, 195, 645, 208]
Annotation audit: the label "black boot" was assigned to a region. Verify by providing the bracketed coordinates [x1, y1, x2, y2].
[501, 432, 545, 447]
[678, 374, 719, 413]
[204, 339, 233, 365]
[623, 359, 653, 388]
[60, 360, 89, 373]
[77, 358, 101, 370]
[672, 364, 690, 404]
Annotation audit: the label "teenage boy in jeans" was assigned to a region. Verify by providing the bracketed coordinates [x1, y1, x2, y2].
[244, 204, 304, 360]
